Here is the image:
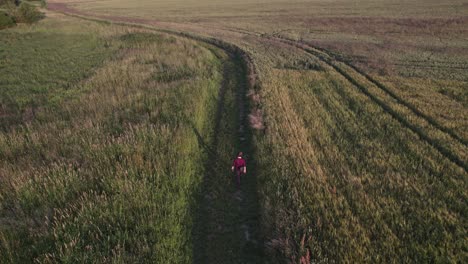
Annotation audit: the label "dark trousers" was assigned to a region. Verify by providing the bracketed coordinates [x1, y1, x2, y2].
[235, 167, 244, 188]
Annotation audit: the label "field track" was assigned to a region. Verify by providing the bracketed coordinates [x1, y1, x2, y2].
[47, 2, 264, 262]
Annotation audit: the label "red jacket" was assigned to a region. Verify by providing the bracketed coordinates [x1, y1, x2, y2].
[233, 157, 246, 170]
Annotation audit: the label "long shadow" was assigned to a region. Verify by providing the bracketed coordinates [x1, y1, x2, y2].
[190, 52, 230, 263]
[191, 124, 225, 263]
[191, 126, 229, 179]
[191, 50, 264, 263]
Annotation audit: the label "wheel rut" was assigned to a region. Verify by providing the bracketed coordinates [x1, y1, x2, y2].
[247, 33, 467, 172]
[192, 51, 263, 264]
[294, 41, 468, 172]
[195, 40, 262, 264]
[296, 40, 467, 147]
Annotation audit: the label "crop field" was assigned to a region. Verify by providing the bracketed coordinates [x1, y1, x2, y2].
[1, 0, 467, 263]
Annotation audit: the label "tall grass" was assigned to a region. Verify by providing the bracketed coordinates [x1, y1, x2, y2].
[254, 53, 467, 262]
[0, 13, 225, 262]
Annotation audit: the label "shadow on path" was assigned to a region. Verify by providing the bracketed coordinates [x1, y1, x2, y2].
[191, 50, 264, 263]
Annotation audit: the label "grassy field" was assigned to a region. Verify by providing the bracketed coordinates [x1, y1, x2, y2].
[2, 0, 467, 263]
[58, 0, 468, 140]
[0, 11, 250, 262]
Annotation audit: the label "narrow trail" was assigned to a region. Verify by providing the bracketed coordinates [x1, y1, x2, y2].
[193, 52, 263, 263]
[48, 3, 264, 263]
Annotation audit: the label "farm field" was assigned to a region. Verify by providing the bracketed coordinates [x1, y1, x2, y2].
[1, 0, 467, 263]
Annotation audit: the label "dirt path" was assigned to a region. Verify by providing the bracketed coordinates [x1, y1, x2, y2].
[192, 53, 263, 263]
[48, 2, 264, 263]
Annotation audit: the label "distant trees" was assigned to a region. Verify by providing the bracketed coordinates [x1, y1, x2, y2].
[15, 2, 44, 23]
[0, 0, 43, 29]
[0, 0, 20, 7]
[0, 10, 15, 29]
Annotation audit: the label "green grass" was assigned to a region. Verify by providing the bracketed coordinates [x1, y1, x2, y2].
[0, 12, 229, 263]
[0, 15, 114, 129]
[0, 10, 14, 29]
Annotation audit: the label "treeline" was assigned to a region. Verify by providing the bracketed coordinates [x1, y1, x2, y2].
[0, 0, 44, 29]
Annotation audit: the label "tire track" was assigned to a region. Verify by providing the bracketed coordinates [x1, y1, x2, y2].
[268, 36, 467, 172]
[311, 43, 468, 146]
[219, 26, 467, 149]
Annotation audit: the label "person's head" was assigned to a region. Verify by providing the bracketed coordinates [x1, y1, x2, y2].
[237, 152, 243, 158]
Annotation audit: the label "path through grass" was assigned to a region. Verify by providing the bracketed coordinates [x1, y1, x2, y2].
[191, 49, 263, 263]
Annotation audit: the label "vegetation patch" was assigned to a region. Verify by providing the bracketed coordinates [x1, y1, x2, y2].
[119, 32, 166, 45]
[152, 67, 195, 83]
[13, 2, 44, 23]
[0, 10, 14, 29]
[0, 27, 114, 129]
[277, 59, 323, 71]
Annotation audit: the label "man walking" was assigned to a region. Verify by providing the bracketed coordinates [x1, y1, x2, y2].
[232, 152, 247, 189]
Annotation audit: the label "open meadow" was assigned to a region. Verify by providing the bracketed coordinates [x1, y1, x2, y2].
[1, 0, 467, 263]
